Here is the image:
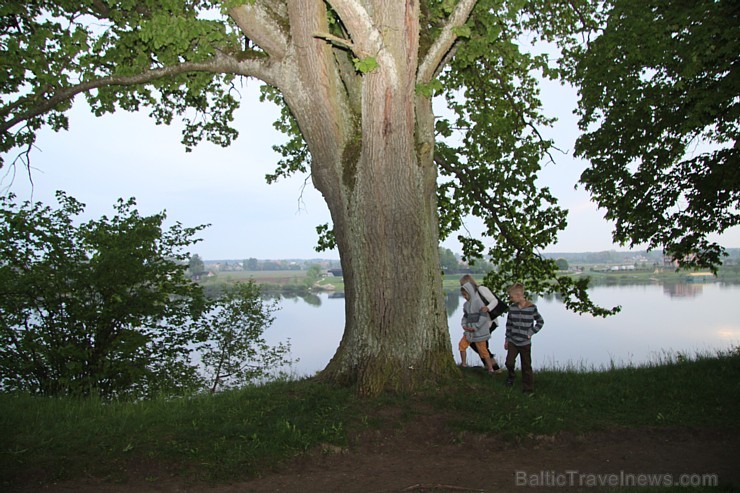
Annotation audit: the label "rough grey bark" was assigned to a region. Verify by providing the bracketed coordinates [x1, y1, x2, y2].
[230, 0, 477, 394]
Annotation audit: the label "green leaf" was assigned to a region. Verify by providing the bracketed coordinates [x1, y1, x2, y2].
[352, 56, 379, 74]
[452, 25, 471, 38]
[416, 79, 444, 98]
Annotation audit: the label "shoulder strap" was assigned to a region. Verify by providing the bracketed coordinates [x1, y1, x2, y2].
[476, 287, 491, 305]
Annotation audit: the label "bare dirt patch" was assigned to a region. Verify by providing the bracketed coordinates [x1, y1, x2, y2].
[10, 411, 739, 493]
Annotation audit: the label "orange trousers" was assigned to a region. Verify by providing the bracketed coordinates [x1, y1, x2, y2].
[458, 337, 491, 359]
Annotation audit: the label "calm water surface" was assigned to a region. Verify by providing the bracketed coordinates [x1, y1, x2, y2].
[264, 283, 740, 377]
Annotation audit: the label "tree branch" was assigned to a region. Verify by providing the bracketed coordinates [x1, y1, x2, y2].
[483, 59, 558, 165]
[1, 55, 278, 136]
[417, 0, 479, 85]
[313, 31, 357, 54]
[228, 2, 289, 60]
[324, 0, 398, 85]
[324, 0, 381, 56]
[434, 153, 535, 256]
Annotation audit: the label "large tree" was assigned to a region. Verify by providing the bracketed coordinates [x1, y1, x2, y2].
[1, 0, 734, 395]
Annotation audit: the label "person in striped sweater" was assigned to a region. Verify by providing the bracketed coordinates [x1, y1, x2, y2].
[504, 283, 544, 394]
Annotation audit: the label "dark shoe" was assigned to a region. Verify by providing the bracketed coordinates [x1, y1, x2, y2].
[505, 377, 514, 387]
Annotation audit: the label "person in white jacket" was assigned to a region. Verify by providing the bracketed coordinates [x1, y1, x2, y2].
[459, 274, 503, 372]
[459, 281, 496, 373]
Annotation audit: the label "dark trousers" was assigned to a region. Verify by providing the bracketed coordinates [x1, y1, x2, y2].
[505, 343, 533, 391]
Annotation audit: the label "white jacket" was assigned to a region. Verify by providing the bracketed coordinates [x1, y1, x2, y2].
[460, 282, 493, 342]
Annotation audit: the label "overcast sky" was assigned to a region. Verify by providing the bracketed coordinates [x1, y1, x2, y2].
[2, 79, 738, 261]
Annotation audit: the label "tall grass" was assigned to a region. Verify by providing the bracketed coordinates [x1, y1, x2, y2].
[0, 378, 352, 486]
[1, 350, 738, 489]
[438, 348, 739, 438]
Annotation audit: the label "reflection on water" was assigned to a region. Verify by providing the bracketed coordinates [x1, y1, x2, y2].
[267, 292, 324, 306]
[264, 283, 740, 377]
[444, 289, 461, 316]
[300, 293, 323, 306]
[663, 282, 703, 298]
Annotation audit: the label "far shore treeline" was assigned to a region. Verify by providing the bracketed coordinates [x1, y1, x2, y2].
[191, 248, 740, 297]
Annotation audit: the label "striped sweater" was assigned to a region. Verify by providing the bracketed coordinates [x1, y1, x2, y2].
[505, 302, 544, 346]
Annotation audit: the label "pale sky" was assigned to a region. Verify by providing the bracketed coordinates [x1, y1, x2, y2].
[2, 79, 737, 260]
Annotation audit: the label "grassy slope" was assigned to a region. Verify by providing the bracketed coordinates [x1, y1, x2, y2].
[1, 350, 738, 488]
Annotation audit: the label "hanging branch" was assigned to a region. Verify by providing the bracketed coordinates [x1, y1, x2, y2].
[1, 55, 277, 137]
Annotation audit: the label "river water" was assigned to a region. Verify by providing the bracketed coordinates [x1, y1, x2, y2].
[264, 283, 740, 377]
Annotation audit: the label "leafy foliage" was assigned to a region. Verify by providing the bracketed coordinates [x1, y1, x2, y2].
[193, 281, 290, 394]
[352, 56, 379, 74]
[260, 85, 310, 185]
[0, 192, 208, 398]
[0, 0, 241, 165]
[188, 253, 207, 278]
[568, 0, 739, 271]
[315, 223, 337, 252]
[439, 247, 460, 272]
[432, 0, 617, 314]
[0, 192, 291, 398]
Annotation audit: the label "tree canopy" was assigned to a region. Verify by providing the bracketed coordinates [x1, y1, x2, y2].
[0, 0, 614, 312]
[1, 2, 735, 275]
[568, 0, 739, 272]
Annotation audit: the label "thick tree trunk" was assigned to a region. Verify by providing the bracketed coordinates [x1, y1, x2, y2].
[318, 98, 455, 395]
[313, 5, 455, 396]
[254, 0, 458, 395]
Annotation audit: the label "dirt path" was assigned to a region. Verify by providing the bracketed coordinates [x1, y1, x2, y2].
[12, 416, 739, 493]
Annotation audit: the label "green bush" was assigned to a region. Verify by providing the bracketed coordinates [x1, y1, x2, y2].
[0, 193, 292, 399]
